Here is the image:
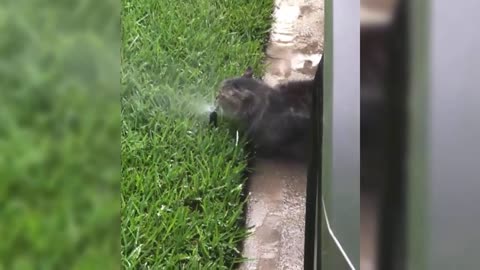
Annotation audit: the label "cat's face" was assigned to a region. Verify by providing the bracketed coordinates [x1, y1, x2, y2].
[216, 67, 256, 119]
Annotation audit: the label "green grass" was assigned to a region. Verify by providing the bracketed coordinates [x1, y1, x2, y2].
[121, 0, 273, 269]
[0, 0, 119, 269]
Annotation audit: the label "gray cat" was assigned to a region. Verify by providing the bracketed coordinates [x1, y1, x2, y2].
[215, 67, 316, 161]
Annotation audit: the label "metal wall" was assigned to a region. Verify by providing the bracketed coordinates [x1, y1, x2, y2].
[407, 0, 480, 269]
[320, 0, 360, 269]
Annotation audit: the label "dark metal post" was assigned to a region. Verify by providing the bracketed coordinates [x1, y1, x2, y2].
[304, 56, 324, 270]
[377, 1, 408, 269]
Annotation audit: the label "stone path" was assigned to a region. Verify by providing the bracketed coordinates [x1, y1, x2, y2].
[239, 0, 323, 269]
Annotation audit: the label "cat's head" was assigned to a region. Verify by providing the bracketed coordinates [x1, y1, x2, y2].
[216, 67, 262, 119]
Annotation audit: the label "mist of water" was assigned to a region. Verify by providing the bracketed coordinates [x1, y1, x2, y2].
[189, 98, 217, 116]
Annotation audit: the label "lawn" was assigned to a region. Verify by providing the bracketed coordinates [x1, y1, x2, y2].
[0, 0, 119, 269]
[121, 0, 273, 269]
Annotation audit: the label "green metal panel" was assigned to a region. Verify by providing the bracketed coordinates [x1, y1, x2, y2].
[320, 0, 360, 269]
[407, 0, 480, 269]
[406, 0, 429, 269]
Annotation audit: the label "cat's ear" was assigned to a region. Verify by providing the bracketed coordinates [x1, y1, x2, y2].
[243, 67, 253, 78]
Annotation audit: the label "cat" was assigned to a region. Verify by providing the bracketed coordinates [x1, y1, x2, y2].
[215, 67, 316, 161]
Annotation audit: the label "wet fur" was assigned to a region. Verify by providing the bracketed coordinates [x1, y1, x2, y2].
[216, 68, 314, 161]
